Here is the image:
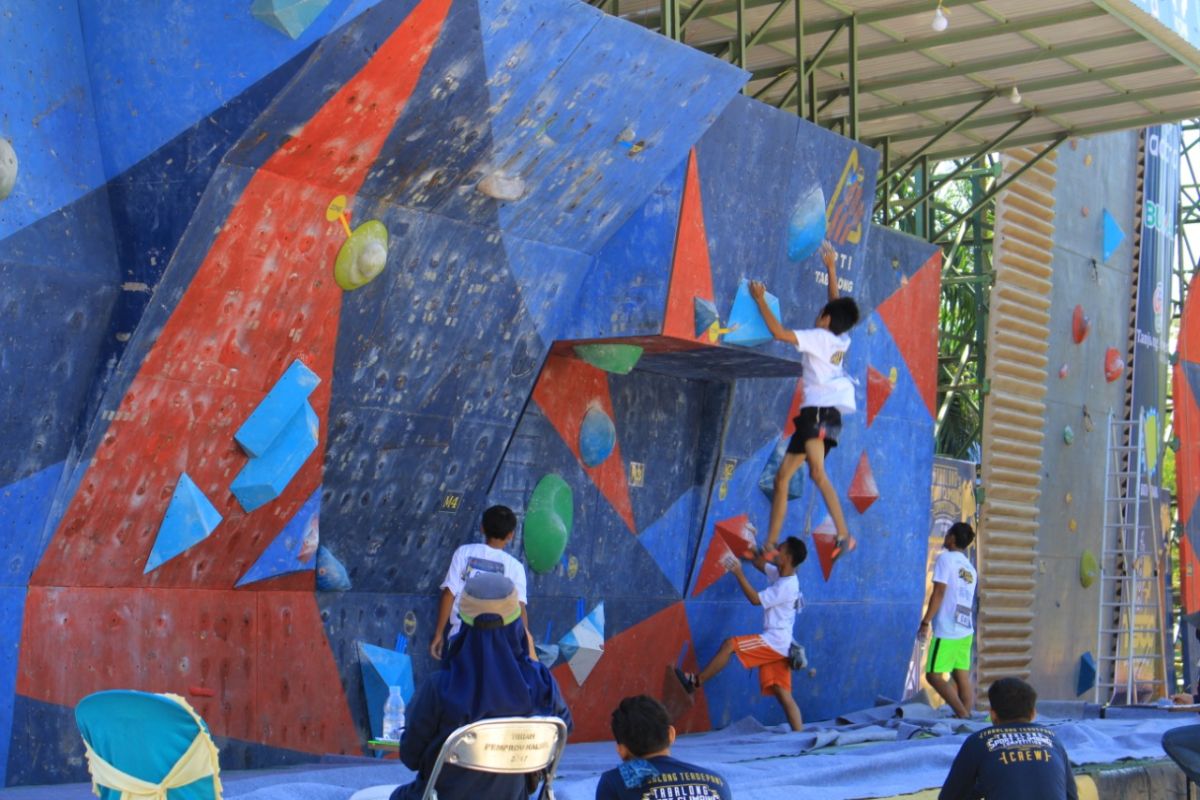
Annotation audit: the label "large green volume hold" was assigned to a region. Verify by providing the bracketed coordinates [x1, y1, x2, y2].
[573, 344, 643, 374]
[524, 474, 574, 574]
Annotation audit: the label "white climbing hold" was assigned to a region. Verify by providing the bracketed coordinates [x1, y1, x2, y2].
[478, 171, 526, 201]
[0, 138, 17, 200]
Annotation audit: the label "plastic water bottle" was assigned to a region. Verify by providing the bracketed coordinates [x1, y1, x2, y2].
[383, 686, 406, 741]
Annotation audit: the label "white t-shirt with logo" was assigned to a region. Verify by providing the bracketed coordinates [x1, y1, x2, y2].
[791, 328, 855, 413]
[441, 542, 528, 636]
[759, 564, 802, 656]
[932, 549, 977, 640]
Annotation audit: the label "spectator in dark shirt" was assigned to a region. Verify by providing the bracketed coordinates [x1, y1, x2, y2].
[391, 573, 572, 800]
[940, 677, 1077, 800]
[595, 695, 731, 800]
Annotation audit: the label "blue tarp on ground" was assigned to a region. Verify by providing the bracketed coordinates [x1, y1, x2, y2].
[4, 702, 1196, 800]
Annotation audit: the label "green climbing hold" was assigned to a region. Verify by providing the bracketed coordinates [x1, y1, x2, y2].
[573, 344, 644, 375]
[1080, 549, 1099, 588]
[334, 220, 389, 291]
[1063, 425, 1075, 445]
[524, 474, 574, 574]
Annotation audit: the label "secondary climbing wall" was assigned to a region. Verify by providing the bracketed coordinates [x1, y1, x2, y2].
[0, 0, 941, 785]
[1013, 132, 1143, 703]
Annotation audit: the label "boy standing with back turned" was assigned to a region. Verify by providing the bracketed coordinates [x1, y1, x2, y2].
[750, 241, 860, 561]
[431, 505, 535, 660]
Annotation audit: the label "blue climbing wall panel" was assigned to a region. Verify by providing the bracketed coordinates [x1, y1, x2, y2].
[0, 0, 942, 784]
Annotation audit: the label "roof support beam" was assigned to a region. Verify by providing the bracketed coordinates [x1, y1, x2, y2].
[890, 116, 1033, 224]
[847, 13, 858, 139]
[732, 6, 1109, 63]
[884, 96, 995, 181]
[850, 57, 1179, 123]
[639, 0, 977, 29]
[907, 109, 1199, 163]
[792, 32, 1145, 95]
[881, 80, 1200, 144]
[711, 0, 792, 61]
[930, 135, 1066, 243]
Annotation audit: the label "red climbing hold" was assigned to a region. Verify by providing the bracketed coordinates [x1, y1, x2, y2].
[811, 518, 838, 582]
[1105, 347, 1125, 382]
[1072, 305, 1090, 344]
[848, 452, 879, 514]
[692, 535, 735, 597]
[866, 366, 893, 427]
[714, 514, 758, 559]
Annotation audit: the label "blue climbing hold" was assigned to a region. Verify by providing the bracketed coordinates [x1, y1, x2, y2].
[315, 545, 351, 591]
[579, 406, 616, 467]
[235, 489, 321, 587]
[251, 0, 332, 39]
[1102, 209, 1125, 262]
[231, 403, 320, 513]
[145, 473, 223, 573]
[787, 183, 827, 262]
[693, 297, 720, 339]
[724, 280, 780, 348]
[1076, 651, 1097, 696]
[358, 641, 415, 739]
[235, 360, 320, 458]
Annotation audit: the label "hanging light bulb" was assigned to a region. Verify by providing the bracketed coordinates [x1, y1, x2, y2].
[931, 2, 949, 32]
[1009, 85, 1022, 104]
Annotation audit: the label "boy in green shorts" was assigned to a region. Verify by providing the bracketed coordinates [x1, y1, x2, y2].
[918, 521, 977, 719]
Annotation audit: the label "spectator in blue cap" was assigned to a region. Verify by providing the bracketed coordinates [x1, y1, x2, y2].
[390, 573, 572, 800]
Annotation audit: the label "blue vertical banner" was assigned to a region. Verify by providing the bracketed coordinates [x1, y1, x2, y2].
[1131, 124, 1180, 695]
[1133, 124, 1180, 457]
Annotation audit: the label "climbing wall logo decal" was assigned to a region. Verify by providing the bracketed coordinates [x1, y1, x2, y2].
[825, 149, 866, 246]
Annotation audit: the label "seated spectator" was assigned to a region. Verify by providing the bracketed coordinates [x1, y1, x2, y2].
[391, 573, 572, 800]
[595, 695, 731, 799]
[940, 677, 1077, 800]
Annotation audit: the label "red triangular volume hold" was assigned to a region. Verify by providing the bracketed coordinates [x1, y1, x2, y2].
[692, 534, 734, 597]
[848, 452, 879, 514]
[866, 366, 892, 427]
[714, 514, 758, 559]
[812, 527, 838, 582]
[663, 150, 716, 340]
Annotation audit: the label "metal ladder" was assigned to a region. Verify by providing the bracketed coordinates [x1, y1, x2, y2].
[1094, 414, 1168, 704]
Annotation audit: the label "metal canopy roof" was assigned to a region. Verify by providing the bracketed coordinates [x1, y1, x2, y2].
[604, 0, 1200, 163]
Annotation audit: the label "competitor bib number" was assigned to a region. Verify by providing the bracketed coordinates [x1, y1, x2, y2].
[954, 604, 972, 628]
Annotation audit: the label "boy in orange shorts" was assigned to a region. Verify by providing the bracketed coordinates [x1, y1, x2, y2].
[676, 537, 807, 730]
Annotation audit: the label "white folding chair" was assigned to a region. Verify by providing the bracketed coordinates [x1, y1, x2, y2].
[422, 715, 568, 800]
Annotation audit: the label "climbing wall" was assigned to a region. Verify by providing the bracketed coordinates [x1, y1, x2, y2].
[1013, 132, 1146, 703]
[0, 0, 942, 785]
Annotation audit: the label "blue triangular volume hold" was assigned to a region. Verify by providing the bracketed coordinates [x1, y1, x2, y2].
[145, 473, 223, 573]
[251, 0, 334, 39]
[1076, 651, 1097, 696]
[232, 402, 320, 513]
[724, 280, 780, 348]
[358, 641, 415, 739]
[693, 297, 720, 339]
[235, 489, 321, 587]
[1102, 209, 1125, 262]
[236, 359, 321, 458]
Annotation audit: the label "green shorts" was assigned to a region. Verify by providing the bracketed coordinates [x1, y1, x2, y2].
[926, 634, 973, 673]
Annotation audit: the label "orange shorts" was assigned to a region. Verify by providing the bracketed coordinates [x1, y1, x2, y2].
[732, 635, 791, 695]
